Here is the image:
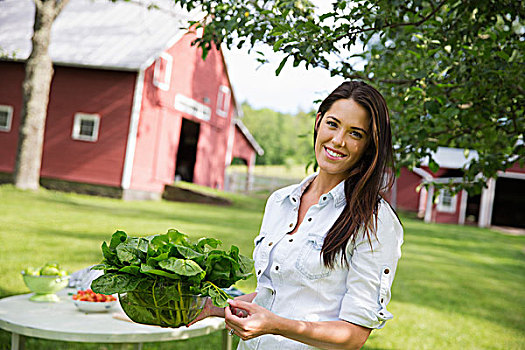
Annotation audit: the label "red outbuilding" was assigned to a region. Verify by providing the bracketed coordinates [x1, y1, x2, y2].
[0, 0, 263, 200]
[392, 147, 524, 229]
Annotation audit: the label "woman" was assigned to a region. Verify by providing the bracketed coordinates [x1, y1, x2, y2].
[191, 81, 403, 350]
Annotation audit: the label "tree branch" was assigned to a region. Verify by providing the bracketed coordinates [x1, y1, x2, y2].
[33, 0, 43, 11]
[432, 123, 489, 145]
[334, 0, 449, 41]
[54, 0, 70, 19]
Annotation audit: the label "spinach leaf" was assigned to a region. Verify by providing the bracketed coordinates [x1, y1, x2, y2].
[140, 264, 180, 280]
[237, 254, 255, 278]
[205, 251, 238, 287]
[119, 265, 141, 275]
[201, 281, 231, 308]
[92, 229, 254, 313]
[146, 252, 169, 266]
[150, 234, 169, 250]
[137, 237, 150, 253]
[91, 262, 119, 273]
[101, 242, 121, 267]
[110, 230, 128, 250]
[167, 229, 190, 246]
[197, 237, 222, 252]
[173, 245, 205, 264]
[91, 272, 141, 294]
[159, 258, 205, 279]
[116, 244, 142, 266]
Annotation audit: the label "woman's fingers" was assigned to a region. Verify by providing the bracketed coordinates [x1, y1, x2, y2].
[228, 298, 257, 313]
[231, 306, 248, 318]
[225, 303, 244, 327]
[225, 299, 263, 340]
[225, 301, 235, 319]
[225, 298, 279, 340]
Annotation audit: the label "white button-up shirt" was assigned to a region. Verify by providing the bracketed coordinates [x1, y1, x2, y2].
[238, 174, 404, 350]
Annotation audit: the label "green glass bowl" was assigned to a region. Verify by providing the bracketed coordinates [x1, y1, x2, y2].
[119, 291, 207, 328]
[22, 273, 70, 302]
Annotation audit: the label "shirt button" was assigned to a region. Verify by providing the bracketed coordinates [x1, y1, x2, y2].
[307, 218, 312, 222]
[289, 223, 293, 228]
[289, 238, 293, 242]
[322, 196, 327, 201]
[275, 266, 279, 271]
[257, 270, 261, 275]
[292, 198, 296, 202]
[268, 242, 273, 246]
[384, 268, 390, 274]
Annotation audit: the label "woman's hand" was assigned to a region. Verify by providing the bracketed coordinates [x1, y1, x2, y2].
[224, 299, 279, 340]
[225, 298, 371, 349]
[186, 292, 258, 328]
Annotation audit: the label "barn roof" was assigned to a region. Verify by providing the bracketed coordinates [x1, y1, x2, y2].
[235, 119, 264, 156]
[421, 147, 479, 169]
[0, 0, 201, 70]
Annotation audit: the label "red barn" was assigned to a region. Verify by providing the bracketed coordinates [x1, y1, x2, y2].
[392, 147, 525, 229]
[0, 0, 263, 200]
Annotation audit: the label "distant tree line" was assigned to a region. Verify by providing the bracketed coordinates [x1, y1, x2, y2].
[240, 103, 314, 166]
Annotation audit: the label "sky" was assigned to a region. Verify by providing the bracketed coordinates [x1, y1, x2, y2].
[223, 45, 345, 115]
[221, 1, 355, 115]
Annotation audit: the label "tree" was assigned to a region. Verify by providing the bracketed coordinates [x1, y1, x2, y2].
[174, 0, 524, 194]
[241, 103, 313, 165]
[14, 0, 69, 190]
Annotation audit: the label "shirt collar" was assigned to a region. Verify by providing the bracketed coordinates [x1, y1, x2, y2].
[276, 173, 347, 208]
[327, 178, 347, 208]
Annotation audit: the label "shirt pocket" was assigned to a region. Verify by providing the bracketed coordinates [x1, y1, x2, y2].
[295, 233, 331, 280]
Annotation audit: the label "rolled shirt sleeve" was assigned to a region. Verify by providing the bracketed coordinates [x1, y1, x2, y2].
[338, 200, 404, 329]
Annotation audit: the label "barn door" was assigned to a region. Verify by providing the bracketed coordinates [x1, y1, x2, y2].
[491, 177, 525, 228]
[175, 118, 200, 183]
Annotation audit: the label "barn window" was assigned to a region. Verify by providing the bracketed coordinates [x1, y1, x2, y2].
[153, 52, 173, 91]
[216, 85, 231, 118]
[174, 94, 211, 121]
[72, 113, 100, 142]
[0, 105, 13, 132]
[437, 188, 457, 213]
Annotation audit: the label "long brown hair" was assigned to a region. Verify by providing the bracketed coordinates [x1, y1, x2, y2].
[314, 81, 395, 268]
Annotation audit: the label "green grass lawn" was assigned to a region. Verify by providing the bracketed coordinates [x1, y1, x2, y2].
[0, 184, 524, 349]
[227, 164, 314, 180]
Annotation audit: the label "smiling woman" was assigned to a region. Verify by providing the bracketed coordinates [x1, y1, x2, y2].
[314, 99, 370, 182]
[190, 81, 403, 350]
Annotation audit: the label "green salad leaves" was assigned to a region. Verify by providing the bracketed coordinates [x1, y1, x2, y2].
[91, 229, 254, 308]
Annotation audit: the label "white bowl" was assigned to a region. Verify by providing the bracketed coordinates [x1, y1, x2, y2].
[73, 299, 117, 313]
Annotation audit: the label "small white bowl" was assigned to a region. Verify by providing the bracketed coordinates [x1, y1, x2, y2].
[73, 299, 117, 313]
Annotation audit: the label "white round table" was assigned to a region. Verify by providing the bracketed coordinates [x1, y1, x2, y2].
[0, 290, 231, 350]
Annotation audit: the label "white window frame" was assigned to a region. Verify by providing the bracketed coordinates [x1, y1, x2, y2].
[153, 52, 173, 91]
[72, 113, 100, 142]
[437, 188, 457, 213]
[216, 85, 231, 118]
[0, 105, 13, 132]
[174, 94, 211, 121]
